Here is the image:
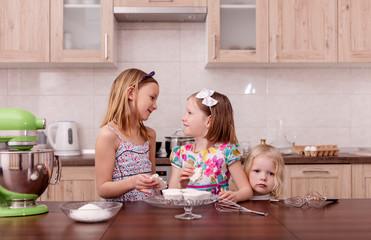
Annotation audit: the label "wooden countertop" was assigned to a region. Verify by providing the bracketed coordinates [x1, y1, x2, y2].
[2, 199, 371, 239]
[58, 152, 371, 166]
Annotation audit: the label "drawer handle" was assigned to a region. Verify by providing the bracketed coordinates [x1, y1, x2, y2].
[149, 0, 173, 2]
[302, 170, 329, 174]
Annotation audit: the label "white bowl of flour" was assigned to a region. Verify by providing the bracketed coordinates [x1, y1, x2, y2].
[60, 201, 122, 223]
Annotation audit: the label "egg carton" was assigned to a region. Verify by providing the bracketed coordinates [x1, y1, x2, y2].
[292, 145, 339, 157]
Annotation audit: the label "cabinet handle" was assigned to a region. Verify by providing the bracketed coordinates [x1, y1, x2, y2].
[274, 34, 278, 59]
[104, 33, 108, 59]
[149, 0, 173, 2]
[212, 34, 216, 59]
[302, 170, 329, 174]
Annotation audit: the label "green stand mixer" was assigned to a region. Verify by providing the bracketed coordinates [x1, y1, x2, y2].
[0, 108, 61, 217]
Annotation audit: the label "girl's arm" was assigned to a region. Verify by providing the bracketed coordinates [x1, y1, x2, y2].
[221, 161, 253, 202]
[146, 126, 157, 174]
[169, 165, 195, 189]
[95, 127, 158, 198]
[168, 166, 182, 188]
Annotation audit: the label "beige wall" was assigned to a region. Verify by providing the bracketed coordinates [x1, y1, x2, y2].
[1, 22, 371, 150]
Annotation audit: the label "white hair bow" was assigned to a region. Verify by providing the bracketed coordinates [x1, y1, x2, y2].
[195, 89, 218, 107]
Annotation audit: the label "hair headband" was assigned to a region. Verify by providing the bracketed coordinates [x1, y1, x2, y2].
[141, 71, 155, 81]
[195, 88, 218, 107]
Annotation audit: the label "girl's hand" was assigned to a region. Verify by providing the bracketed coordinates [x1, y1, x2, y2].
[179, 165, 195, 188]
[130, 174, 159, 194]
[219, 190, 238, 202]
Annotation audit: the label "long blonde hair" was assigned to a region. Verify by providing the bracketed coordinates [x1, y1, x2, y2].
[101, 68, 158, 140]
[243, 144, 285, 198]
[189, 91, 238, 145]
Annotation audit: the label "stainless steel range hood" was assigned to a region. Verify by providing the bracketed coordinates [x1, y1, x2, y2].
[114, 7, 207, 22]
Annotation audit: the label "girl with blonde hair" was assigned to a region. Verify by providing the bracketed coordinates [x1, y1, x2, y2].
[169, 89, 253, 202]
[243, 144, 285, 200]
[95, 68, 160, 201]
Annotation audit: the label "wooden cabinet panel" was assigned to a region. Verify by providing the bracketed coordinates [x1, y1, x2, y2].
[0, 0, 49, 62]
[269, 0, 337, 62]
[352, 164, 371, 198]
[338, 0, 371, 62]
[114, 0, 207, 7]
[207, 0, 269, 63]
[39, 166, 100, 201]
[284, 164, 351, 199]
[50, 0, 115, 63]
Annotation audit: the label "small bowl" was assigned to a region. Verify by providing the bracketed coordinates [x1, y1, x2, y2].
[60, 201, 122, 223]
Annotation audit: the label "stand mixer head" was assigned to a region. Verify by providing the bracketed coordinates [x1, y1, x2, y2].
[0, 108, 45, 151]
[0, 108, 61, 217]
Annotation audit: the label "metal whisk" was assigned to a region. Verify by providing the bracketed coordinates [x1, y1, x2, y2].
[215, 199, 268, 216]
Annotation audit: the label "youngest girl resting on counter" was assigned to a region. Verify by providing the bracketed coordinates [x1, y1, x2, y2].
[168, 89, 253, 202]
[231, 144, 285, 200]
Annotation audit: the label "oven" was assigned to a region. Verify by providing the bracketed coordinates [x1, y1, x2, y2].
[155, 165, 172, 184]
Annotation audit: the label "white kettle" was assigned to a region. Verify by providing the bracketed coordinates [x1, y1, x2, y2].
[47, 121, 80, 156]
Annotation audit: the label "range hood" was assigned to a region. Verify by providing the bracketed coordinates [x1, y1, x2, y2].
[114, 6, 207, 22]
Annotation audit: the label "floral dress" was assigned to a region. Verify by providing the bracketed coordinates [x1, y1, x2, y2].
[103, 126, 156, 202]
[170, 142, 241, 194]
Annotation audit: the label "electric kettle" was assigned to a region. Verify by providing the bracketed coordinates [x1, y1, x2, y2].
[47, 121, 80, 156]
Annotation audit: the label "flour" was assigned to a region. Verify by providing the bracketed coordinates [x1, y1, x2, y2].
[70, 203, 111, 222]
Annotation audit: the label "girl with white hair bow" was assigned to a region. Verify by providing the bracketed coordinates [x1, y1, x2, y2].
[169, 89, 253, 202]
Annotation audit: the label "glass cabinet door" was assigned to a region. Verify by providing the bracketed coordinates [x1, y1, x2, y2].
[51, 0, 114, 63]
[63, 0, 101, 50]
[220, 0, 256, 51]
[207, 0, 268, 64]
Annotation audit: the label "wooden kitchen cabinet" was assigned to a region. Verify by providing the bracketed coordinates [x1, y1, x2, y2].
[0, 0, 49, 62]
[338, 0, 371, 62]
[206, 0, 269, 64]
[50, 0, 116, 63]
[283, 164, 351, 199]
[269, 0, 337, 62]
[352, 164, 371, 198]
[207, 0, 337, 65]
[114, 0, 207, 7]
[39, 166, 100, 201]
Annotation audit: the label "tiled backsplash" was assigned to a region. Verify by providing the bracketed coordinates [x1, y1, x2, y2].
[1, 22, 371, 150]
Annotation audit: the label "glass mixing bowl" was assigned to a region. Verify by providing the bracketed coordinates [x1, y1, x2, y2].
[60, 201, 122, 223]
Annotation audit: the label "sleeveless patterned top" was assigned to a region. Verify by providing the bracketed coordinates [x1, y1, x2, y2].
[102, 125, 156, 201]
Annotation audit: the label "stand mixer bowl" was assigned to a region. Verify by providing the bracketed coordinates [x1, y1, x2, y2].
[0, 149, 61, 217]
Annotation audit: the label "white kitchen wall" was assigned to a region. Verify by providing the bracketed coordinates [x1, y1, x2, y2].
[1, 22, 371, 150]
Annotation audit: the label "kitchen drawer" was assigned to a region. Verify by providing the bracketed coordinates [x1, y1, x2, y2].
[284, 164, 351, 199]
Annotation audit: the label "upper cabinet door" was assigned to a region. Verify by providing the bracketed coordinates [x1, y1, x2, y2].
[339, 0, 371, 62]
[51, 0, 115, 63]
[207, 0, 269, 64]
[269, 0, 337, 63]
[0, 0, 49, 63]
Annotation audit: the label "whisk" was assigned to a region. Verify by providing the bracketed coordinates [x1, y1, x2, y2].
[270, 192, 338, 208]
[215, 199, 268, 216]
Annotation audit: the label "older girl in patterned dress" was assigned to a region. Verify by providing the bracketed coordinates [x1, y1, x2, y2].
[95, 69, 160, 201]
[169, 89, 253, 202]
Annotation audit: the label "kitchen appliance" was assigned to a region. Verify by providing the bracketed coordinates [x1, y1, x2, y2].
[155, 165, 172, 184]
[165, 129, 195, 157]
[114, 6, 207, 22]
[0, 108, 61, 217]
[47, 121, 80, 156]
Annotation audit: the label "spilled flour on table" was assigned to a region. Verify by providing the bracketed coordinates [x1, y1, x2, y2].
[70, 203, 110, 222]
